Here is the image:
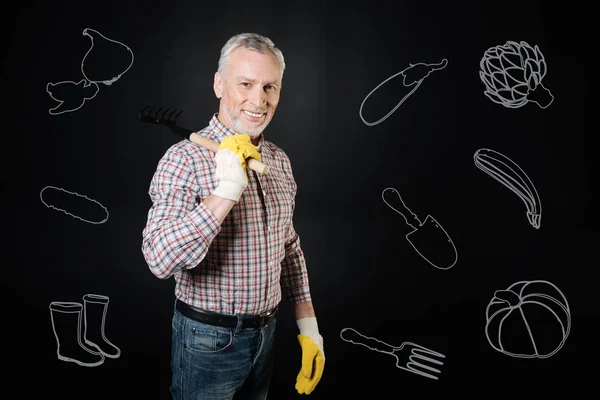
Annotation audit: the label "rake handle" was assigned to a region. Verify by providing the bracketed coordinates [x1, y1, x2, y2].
[189, 132, 269, 175]
[167, 124, 269, 175]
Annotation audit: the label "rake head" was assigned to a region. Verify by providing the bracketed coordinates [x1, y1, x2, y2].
[138, 104, 183, 125]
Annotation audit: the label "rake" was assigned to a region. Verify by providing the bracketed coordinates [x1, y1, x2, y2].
[138, 104, 269, 175]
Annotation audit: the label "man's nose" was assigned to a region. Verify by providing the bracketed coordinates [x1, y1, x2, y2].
[248, 87, 267, 107]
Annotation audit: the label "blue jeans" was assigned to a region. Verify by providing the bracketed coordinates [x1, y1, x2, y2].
[169, 306, 277, 400]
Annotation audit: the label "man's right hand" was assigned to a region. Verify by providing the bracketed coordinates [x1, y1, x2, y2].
[211, 134, 261, 202]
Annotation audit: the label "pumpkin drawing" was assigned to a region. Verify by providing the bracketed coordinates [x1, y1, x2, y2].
[485, 280, 570, 358]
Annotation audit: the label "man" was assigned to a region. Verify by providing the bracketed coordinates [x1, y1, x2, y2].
[141, 33, 324, 399]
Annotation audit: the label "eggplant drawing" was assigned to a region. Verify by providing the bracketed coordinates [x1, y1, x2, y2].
[359, 58, 448, 126]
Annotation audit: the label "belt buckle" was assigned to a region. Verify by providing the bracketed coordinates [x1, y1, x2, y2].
[258, 308, 273, 327]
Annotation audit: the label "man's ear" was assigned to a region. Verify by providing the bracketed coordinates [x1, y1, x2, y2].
[213, 71, 223, 99]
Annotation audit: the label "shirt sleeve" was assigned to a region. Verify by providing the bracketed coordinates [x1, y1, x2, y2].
[279, 159, 313, 304]
[141, 146, 221, 280]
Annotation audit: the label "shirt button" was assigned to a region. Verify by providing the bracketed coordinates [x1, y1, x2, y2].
[263, 190, 267, 197]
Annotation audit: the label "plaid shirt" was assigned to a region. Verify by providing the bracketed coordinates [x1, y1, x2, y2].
[141, 114, 312, 315]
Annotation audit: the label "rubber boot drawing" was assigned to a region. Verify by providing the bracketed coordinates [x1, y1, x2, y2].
[82, 294, 121, 358]
[49, 301, 105, 367]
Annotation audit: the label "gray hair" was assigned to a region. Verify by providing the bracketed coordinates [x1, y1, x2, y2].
[218, 33, 286, 78]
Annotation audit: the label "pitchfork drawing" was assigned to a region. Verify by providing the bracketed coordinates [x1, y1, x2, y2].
[340, 327, 445, 380]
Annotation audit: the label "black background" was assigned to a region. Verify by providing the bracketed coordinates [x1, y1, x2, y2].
[6, 0, 596, 398]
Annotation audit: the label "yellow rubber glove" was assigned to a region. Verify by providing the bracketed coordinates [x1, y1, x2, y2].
[218, 134, 261, 178]
[295, 318, 325, 395]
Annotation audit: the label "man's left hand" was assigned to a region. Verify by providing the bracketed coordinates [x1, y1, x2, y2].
[295, 317, 325, 395]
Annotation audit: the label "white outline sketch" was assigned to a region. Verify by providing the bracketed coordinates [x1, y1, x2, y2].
[474, 148, 542, 229]
[46, 79, 99, 115]
[382, 187, 458, 270]
[479, 40, 554, 109]
[81, 294, 121, 359]
[49, 294, 120, 367]
[359, 58, 448, 126]
[340, 327, 445, 380]
[40, 185, 109, 224]
[80, 28, 134, 86]
[47, 28, 134, 115]
[485, 280, 571, 359]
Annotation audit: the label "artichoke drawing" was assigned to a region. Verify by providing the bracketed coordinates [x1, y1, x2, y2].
[479, 41, 553, 109]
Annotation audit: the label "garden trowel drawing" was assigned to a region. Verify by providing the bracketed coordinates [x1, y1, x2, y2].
[382, 187, 458, 270]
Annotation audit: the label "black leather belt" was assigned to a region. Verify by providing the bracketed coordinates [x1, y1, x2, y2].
[176, 299, 278, 329]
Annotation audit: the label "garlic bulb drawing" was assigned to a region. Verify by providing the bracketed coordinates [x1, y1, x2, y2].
[46, 28, 134, 115]
[81, 28, 134, 86]
[479, 41, 553, 109]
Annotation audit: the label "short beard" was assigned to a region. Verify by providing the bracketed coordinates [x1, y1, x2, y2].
[230, 111, 271, 138]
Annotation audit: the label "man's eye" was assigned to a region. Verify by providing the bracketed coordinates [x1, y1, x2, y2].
[240, 82, 250, 87]
[266, 85, 276, 91]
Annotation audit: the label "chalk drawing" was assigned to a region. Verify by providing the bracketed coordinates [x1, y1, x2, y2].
[359, 58, 448, 126]
[46, 79, 99, 115]
[340, 327, 445, 380]
[80, 28, 134, 86]
[479, 40, 553, 109]
[382, 187, 458, 270]
[474, 148, 542, 229]
[47, 28, 134, 114]
[486, 280, 570, 359]
[49, 294, 120, 367]
[40, 185, 109, 224]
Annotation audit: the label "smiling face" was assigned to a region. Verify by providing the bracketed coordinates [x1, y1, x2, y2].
[214, 47, 282, 140]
